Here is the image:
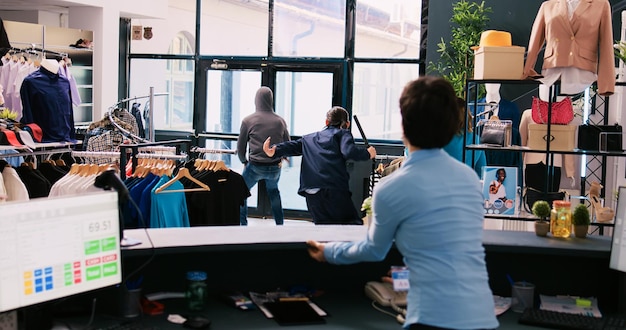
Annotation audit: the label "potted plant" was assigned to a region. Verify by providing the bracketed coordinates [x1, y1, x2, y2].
[361, 196, 372, 226]
[427, 0, 492, 97]
[572, 203, 591, 238]
[532, 200, 551, 237]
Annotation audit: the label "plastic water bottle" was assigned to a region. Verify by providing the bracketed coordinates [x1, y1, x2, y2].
[186, 271, 207, 311]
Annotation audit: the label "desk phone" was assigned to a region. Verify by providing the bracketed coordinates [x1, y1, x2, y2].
[364, 281, 407, 307]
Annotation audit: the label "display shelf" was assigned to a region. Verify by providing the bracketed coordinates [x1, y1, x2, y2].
[466, 144, 626, 156]
[464, 79, 621, 234]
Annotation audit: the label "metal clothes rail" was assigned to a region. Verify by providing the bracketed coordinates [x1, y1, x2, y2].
[118, 139, 191, 180]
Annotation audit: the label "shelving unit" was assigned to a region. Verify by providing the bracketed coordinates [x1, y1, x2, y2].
[464, 79, 622, 234]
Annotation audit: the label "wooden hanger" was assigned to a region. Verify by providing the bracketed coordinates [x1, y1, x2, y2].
[214, 160, 229, 171]
[154, 167, 210, 194]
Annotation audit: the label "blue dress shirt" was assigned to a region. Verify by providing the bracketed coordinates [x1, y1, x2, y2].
[324, 149, 499, 329]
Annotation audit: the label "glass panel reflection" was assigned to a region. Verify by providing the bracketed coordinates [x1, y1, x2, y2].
[355, 0, 422, 59]
[200, 0, 269, 56]
[275, 71, 333, 211]
[352, 62, 419, 140]
[273, 0, 345, 57]
[129, 59, 195, 131]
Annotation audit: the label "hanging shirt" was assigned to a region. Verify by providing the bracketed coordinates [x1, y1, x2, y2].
[3, 59, 17, 110]
[1, 165, 29, 202]
[20, 66, 75, 142]
[58, 64, 82, 106]
[184, 169, 250, 226]
[150, 175, 190, 228]
[11, 61, 34, 120]
[0, 161, 7, 203]
[0, 56, 10, 104]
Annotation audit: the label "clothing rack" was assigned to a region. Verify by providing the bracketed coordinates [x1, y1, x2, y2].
[368, 154, 406, 195]
[138, 146, 177, 153]
[5, 45, 68, 58]
[118, 139, 191, 180]
[106, 110, 148, 144]
[71, 151, 121, 159]
[135, 153, 187, 160]
[190, 146, 237, 155]
[374, 154, 404, 161]
[110, 90, 169, 142]
[0, 146, 73, 159]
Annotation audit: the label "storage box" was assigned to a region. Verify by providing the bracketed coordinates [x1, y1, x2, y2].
[527, 124, 576, 151]
[473, 46, 525, 80]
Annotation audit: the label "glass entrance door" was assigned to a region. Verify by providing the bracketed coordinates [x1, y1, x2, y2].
[199, 61, 341, 220]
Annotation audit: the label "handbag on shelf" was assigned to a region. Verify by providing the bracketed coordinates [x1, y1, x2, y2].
[523, 187, 566, 213]
[479, 118, 512, 147]
[578, 124, 623, 151]
[531, 96, 574, 125]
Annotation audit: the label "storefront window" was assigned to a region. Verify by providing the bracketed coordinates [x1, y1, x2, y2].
[352, 63, 419, 140]
[354, 0, 422, 59]
[273, 0, 345, 57]
[200, 0, 269, 56]
[129, 58, 195, 131]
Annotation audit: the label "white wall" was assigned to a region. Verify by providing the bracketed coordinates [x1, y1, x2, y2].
[1, 0, 168, 119]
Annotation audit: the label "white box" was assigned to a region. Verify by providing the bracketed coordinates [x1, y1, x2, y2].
[473, 46, 525, 80]
[528, 124, 576, 151]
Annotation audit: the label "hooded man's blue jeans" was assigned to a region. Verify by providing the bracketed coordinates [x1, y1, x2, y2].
[240, 162, 284, 225]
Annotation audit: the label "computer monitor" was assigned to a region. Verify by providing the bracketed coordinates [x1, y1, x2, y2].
[0, 191, 122, 313]
[610, 186, 626, 273]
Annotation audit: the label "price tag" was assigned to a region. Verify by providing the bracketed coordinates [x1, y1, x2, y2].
[391, 266, 409, 291]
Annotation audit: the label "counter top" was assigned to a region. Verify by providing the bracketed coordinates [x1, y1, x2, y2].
[122, 227, 611, 257]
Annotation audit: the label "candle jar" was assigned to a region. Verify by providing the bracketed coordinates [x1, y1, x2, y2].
[550, 200, 571, 238]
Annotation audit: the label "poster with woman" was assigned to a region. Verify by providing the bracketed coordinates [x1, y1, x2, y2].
[483, 166, 518, 215]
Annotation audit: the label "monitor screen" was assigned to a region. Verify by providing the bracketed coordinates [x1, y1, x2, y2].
[0, 191, 122, 313]
[610, 186, 626, 273]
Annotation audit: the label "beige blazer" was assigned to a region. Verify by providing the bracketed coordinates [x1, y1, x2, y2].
[523, 0, 615, 95]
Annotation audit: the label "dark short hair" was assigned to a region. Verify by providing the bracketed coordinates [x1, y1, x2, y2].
[399, 76, 460, 148]
[326, 106, 349, 128]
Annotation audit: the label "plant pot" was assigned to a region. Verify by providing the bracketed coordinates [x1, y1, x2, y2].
[573, 224, 589, 238]
[534, 221, 550, 237]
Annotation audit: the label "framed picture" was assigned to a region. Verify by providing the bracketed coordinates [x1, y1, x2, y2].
[482, 166, 518, 215]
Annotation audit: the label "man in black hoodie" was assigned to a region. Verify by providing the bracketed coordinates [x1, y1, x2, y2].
[237, 86, 290, 225]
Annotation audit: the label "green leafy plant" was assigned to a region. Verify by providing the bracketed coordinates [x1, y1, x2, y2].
[0, 107, 17, 121]
[361, 196, 372, 216]
[427, 0, 492, 97]
[572, 203, 591, 226]
[614, 40, 626, 64]
[531, 200, 551, 222]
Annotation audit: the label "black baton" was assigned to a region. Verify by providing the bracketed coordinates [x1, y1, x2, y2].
[352, 115, 369, 147]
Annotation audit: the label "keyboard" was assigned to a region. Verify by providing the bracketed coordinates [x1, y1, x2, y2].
[518, 308, 626, 330]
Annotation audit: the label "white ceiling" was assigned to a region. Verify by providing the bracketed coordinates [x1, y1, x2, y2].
[0, 0, 77, 14]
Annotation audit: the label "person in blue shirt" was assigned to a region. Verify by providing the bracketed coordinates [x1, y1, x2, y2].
[263, 106, 376, 224]
[443, 97, 486, 177]
[307, 76, 499, 330]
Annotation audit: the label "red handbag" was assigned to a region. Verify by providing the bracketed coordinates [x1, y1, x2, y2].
[531, 96, 574, 125]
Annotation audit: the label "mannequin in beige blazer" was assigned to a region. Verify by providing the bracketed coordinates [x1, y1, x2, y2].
[523, 0, 615, 96]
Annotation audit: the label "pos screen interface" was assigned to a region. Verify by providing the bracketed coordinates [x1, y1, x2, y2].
[0, 191, 122, 312]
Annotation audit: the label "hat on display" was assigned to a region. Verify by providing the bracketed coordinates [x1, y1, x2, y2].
[15, 130, 37, 148]
[471, 30, 514, 50]
[0, 130, 25, 147]
[22, 123, 43, 142]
